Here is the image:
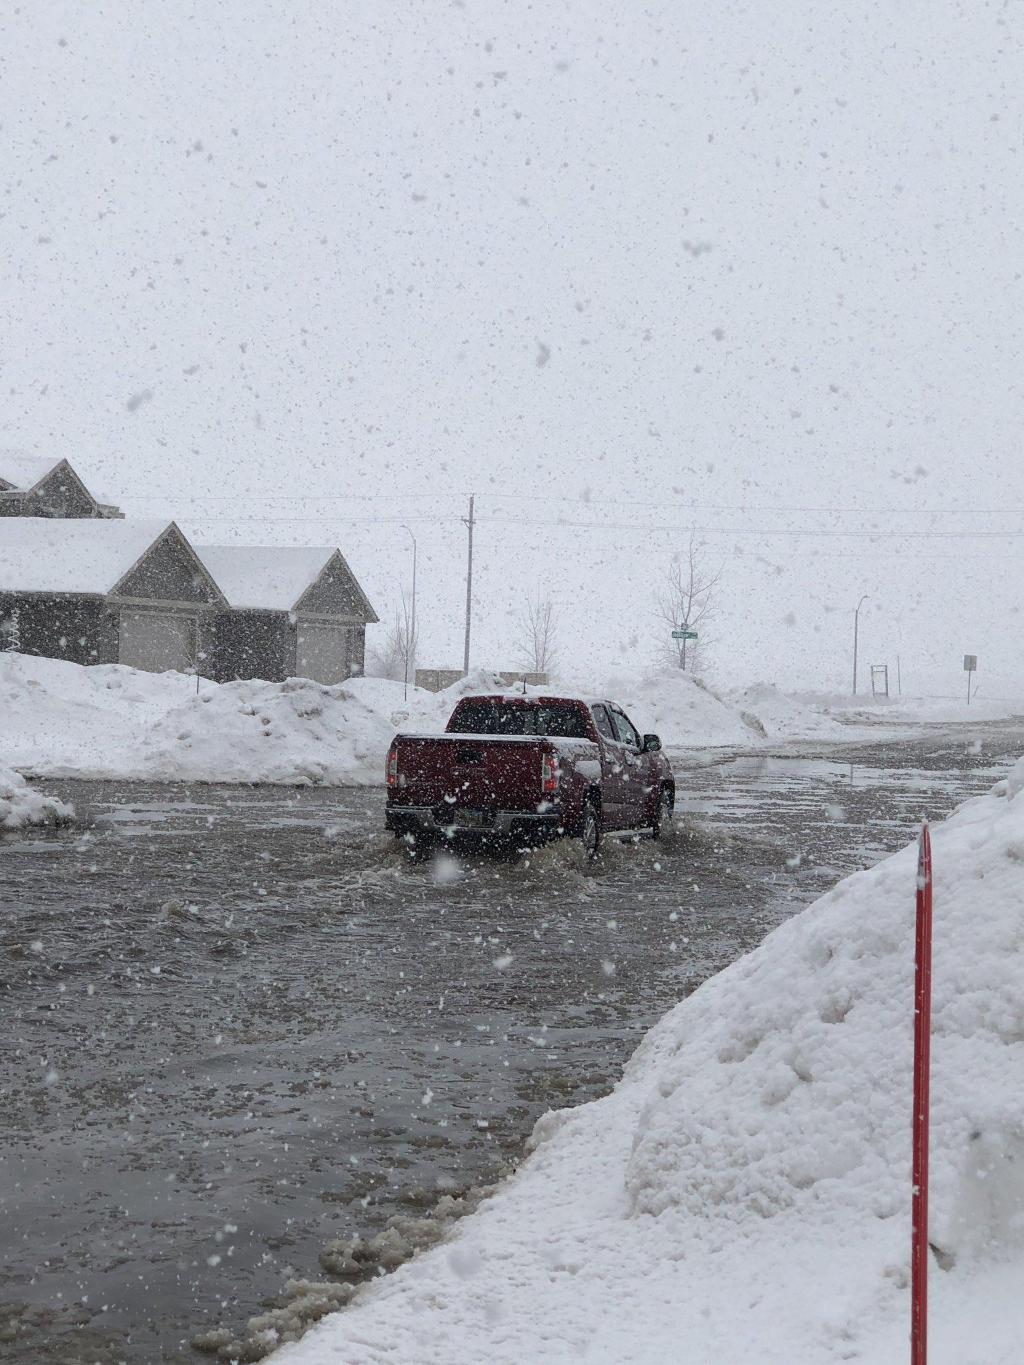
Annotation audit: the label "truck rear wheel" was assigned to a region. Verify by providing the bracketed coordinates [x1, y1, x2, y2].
[401, 830, 435, 864]
[581, 798, 602, 861]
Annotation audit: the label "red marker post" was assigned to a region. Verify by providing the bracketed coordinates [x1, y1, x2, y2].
[912, 821, 933, 1365]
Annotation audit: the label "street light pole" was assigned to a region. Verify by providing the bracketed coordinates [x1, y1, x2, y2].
[462, 494, 475, 675]
[401, 525, 417, 702]
[853, 594, 869, 695]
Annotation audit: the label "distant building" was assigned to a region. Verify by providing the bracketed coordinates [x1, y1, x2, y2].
[495, 671, 550, 689]
[0, 519, 224, 671]
[0, 453, 123, 519]
[414, 669, 466, 693]
[195, 545, 379, 684]
[0, 455, 379, 682]
[414, 669, 550, 693]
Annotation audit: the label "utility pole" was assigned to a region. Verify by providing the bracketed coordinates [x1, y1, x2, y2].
[852, 594, 869, 695]
[400, 525, 417, 701]
[462, 493, 475, 675]
[410, 535, 417, 687]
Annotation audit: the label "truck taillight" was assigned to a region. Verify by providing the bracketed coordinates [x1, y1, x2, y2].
[386, 743, 399, 788]
[541, 750, 559, 795]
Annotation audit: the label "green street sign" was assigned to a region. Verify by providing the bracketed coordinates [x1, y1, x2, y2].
[672, 629, 698, 640]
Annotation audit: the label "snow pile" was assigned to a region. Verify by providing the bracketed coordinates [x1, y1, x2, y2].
[278, 768, 1024, 1365]
[134, 677, 407, 785]
[1, 651, 194, 776]
[0, 652, 453, 785]
[2, 652, 1018, 788]
[723, 681, 853, 740]
[0, 765, 73, 830]
[595, 669, 906, 748]
[603, 668, 773, 748]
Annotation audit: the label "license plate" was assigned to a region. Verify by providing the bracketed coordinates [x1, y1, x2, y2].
[453, 809, 492, 828]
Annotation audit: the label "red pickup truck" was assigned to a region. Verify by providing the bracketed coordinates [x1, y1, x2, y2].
[385, 693, 674, 858]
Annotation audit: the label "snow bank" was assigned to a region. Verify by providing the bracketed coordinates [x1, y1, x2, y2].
[629, 674, 1024, 747]
[840, 693, 1024, 725]
[3, 652, 1018, 788]
[723, 681, 854, 739]
[0, 653, 500, 786]
[0, 765, 73, 829]
[737, 685, 1024, 731]
[601, 669, 860, 747]
[602, 668, 767, 748]
[277, 768, 1024, 1365]
[4, 653, 777, 786]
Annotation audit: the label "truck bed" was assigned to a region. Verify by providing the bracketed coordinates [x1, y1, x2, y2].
[388, 732, 555, 813]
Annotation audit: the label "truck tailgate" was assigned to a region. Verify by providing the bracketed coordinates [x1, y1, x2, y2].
[392, 735, 545, 811]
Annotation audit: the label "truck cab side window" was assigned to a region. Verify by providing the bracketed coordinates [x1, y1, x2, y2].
[610, 708, 641, 749]
[537, 705, 589, 738]
[592, 704, 616, 741]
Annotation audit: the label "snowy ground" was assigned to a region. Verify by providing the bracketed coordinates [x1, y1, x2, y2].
[0, 764, 73, 830]
[275, 760, 1024, 1365]
[2, 652, 1020, 787]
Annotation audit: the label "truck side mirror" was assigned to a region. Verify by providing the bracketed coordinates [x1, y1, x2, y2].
[642, 733, 661, 752]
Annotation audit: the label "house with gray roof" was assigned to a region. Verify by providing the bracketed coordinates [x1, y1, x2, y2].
[0, 445, 380, 681]
[196, 545, 379, 683]
[0, 452, 123, 519]
[0, 519, 224, 672]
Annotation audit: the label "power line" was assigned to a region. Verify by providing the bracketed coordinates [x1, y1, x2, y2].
[177, 510, 1024, 540]
[119, 491, 461, 504]
[172, 511, 1024, 563]
[478, 492, 1024, 517]
[479, 516, 1024, 540]
[179, 514, 450, 525]
[122, 488, 1024, 518]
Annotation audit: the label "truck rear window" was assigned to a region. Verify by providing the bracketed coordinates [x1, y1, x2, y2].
[449, 701, 589, 739]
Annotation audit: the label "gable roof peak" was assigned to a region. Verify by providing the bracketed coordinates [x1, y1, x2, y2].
[0, 450, 66, 492]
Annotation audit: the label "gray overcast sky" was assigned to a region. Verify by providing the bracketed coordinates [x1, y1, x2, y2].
[4, 2, 1023, 694]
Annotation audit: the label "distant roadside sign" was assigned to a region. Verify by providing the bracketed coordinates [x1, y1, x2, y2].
[964, 654, 978, 705]
[672, 629, 698, 640]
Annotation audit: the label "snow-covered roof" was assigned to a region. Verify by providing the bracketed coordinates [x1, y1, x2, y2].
[194, 545, 337, 610]
[0, 451, 64, 492]
[0, 518, 174, 594]
[0, 451, 120, 508]
[71, 463, 122, 509]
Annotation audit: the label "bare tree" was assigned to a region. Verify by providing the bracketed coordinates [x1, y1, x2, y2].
[364, 626, 402, 682]
[2, 607, 21, 653]
[515, 594, 558, 676]
[654, 534, 721, 671]
[366, 588, 418, 683]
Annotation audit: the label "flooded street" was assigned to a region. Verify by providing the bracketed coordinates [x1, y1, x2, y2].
[1, 723, 1020, 1363]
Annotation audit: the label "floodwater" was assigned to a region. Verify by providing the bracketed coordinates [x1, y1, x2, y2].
[0, 723, 1020, 1363]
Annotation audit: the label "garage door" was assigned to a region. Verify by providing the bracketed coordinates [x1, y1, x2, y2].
[296, 623, 350, 684]
[119, 610, 197, 674]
